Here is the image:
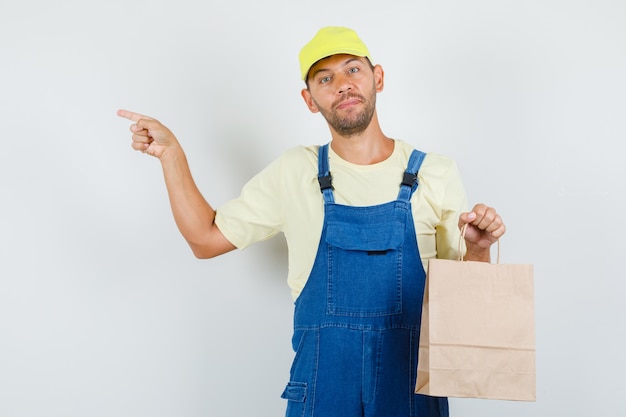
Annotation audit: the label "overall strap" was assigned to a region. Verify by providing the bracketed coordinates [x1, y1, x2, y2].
[317, 143, 335, 204]
[397, 149, 427, 202]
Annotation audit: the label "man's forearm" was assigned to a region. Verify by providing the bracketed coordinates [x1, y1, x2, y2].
[159, 145, 224, 257]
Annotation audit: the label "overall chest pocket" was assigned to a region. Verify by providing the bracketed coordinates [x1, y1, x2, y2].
[325, 219, 406, 317]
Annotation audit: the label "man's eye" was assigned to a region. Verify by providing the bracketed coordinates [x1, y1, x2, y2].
[320, 76, 331, 84]
[348, 67, 359, 74]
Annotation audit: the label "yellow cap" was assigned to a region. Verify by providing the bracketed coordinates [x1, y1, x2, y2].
[299, 26, 373, 81]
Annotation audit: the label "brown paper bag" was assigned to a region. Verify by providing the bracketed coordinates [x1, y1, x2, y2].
[415, 231, 535, 401]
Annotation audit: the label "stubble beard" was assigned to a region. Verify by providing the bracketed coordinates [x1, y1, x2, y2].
[314, 91, 377, 138]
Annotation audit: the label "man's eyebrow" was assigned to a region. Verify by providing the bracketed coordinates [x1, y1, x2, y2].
[344, 57, 364, 66]
[309, 67, 331, 80]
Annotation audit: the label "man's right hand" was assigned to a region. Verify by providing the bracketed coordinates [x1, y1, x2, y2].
[117, 109, 178, 159]
[117, 108, 236, 258]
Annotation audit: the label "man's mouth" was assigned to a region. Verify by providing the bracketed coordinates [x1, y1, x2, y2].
[335, 97, 362, 110]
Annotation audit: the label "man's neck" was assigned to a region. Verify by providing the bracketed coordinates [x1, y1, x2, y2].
[329, 115, 393, 165]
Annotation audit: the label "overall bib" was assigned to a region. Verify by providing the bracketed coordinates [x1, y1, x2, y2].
[281, 144, 449, 417]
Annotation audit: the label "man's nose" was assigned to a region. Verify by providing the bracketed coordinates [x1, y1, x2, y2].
[336, 73, 352, 94]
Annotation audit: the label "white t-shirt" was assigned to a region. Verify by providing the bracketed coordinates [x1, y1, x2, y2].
[215, 139, 468, 300]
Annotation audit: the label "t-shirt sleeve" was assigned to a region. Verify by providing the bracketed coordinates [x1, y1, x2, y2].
[214, 155, 285, 249]
[434, 158, 468, 260]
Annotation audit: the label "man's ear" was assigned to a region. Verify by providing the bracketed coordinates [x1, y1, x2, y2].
[374, 64, 385, 93]
[301, 88, 320, 113]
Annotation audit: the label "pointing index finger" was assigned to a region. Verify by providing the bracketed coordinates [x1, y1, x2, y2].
[117, 109, 154, 122]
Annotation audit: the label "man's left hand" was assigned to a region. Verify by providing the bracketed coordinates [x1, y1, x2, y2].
[458, 204, 506, 262]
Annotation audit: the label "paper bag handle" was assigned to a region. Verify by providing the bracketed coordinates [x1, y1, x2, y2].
[459, 223, 501, 264]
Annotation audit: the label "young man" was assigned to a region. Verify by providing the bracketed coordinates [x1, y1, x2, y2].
[118, 26, 505, 417]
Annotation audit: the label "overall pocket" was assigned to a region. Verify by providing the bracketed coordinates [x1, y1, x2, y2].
[281, 329, 318, 417]
[281, 382, 307, 417]
[325, 216, 405, 317]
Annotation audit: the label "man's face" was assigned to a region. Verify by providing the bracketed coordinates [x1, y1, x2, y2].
[302, 54, 384, 137]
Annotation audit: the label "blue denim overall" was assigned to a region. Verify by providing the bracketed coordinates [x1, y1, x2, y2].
[281, 144, 449, 417]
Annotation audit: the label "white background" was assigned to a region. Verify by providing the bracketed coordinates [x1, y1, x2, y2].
[1, 0, 624, 416]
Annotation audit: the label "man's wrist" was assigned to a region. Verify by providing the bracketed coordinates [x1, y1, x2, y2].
[159, 142, 185, 165]
[464, 246, 491, 262]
